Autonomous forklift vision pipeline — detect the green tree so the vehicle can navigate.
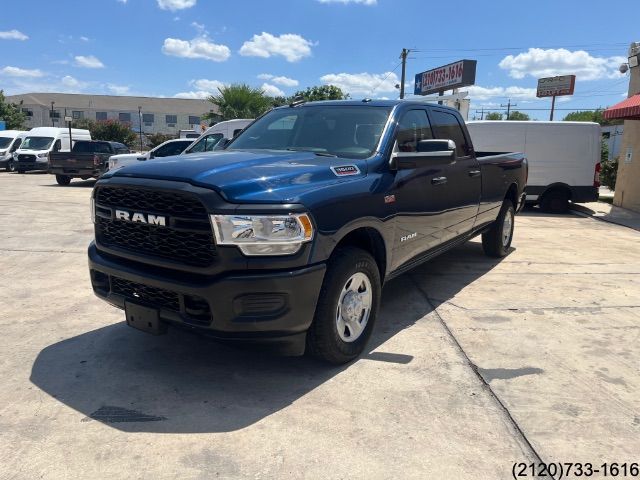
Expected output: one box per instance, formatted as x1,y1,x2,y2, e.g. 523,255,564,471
485,112,503,120
507,111,530,121
71,118,137,147
206,84,272,121
0,90,27,129
599,139,618,190
563,109,621,126
293,85,349,101
146,132,174,148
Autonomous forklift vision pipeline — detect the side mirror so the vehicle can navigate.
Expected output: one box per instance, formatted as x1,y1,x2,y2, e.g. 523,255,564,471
390,139,456,170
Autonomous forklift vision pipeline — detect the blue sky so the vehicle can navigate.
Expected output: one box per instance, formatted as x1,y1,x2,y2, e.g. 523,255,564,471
0,0,636,119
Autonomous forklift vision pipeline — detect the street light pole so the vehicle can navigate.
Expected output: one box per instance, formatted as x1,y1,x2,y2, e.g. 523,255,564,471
138,106,143,152
50,101,55,127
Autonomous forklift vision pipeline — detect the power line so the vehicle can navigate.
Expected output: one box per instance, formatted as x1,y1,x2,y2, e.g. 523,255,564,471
369,60,402,97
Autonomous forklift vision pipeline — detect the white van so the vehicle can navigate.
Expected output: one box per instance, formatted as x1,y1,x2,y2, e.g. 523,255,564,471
13,127,91,173
467,121,601,212
0,130,28,171
182,119,253,154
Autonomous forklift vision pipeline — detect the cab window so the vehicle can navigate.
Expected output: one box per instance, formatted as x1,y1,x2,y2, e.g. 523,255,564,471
187,133,224,153
429,110,471,157
396,110,433,152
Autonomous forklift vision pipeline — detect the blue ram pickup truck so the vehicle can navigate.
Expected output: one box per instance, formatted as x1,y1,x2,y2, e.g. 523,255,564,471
89,100,527,364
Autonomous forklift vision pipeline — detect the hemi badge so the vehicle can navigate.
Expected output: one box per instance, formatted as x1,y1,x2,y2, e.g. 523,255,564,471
330,165,360,177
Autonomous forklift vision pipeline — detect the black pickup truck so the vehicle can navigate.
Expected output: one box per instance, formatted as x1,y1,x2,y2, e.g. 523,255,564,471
49,140,130,185
89,100,527,364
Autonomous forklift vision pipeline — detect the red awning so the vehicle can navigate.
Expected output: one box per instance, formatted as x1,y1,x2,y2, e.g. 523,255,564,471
604,94,640,120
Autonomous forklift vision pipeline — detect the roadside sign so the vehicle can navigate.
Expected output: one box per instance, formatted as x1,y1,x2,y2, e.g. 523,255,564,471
414,60,477,96
536,75,576,98
64,116,73,122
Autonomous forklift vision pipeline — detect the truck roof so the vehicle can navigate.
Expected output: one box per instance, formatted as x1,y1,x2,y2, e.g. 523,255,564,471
276,98,462,113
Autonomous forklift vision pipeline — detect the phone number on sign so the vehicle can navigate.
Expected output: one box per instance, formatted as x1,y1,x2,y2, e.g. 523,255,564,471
513,462,640,478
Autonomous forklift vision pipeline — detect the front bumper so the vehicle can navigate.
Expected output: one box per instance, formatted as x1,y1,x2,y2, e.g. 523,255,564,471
88,242,326,355
15,160,48,171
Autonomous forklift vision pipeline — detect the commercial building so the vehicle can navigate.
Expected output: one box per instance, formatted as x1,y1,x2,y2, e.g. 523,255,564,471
604,42,640,213
6,93,220,136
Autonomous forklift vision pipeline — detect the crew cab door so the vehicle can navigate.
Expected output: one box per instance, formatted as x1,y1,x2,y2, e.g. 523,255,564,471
429,108,481,241
388,109,451,270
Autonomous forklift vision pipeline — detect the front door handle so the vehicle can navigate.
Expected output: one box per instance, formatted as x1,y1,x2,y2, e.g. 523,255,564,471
468,169,481,177
431,176,448,185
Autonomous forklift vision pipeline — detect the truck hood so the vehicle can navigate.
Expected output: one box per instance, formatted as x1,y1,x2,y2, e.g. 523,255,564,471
107,149,367,203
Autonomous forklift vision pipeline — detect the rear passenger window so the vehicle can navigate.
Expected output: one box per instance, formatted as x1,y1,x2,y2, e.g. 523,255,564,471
396,110,433,152
429,110,470,157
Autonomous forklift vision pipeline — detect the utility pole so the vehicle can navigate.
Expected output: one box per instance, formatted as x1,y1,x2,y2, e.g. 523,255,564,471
50,101,55,127
475,107,486,120
500,99,517,120
399,48,409,99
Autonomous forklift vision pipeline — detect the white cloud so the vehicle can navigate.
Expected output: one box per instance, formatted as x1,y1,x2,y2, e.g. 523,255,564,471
61,75,83,88
320,71,399,95
0,66,44,78
106,83,130,95
174,91,210,99
116,0,127,3
318,0,376,4
0,29,28,41
157,0,196,11
74,55,105,68
162,36,230,62
191,78,226,91
174,78,227,98
240,32,313,62
257,74,299,87
499,48,625,81
80,36,90,42
465,85,538,101
261,83,285,97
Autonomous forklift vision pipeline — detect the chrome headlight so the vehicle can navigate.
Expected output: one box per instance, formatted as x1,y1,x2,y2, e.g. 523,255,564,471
211,213,314,256
37,152,48,158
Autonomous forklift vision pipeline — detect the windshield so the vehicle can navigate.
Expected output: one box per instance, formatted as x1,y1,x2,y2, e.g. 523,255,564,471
187,133,223,153
228,105,391,159
0,137,13,149
22,136,54,150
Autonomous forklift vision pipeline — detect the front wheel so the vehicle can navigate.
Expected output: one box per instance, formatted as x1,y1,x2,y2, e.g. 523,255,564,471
55,174,72,186
6,160,15,172
482,200,515,258
306,247,381,364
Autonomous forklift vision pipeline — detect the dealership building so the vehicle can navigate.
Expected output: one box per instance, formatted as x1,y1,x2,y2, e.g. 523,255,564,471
6,93,220,135
604,42,640,213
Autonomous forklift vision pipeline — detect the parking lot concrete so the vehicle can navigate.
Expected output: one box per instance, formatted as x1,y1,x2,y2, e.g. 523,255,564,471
1,172,639,479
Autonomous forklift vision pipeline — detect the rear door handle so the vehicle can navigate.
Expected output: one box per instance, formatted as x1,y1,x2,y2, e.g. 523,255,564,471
431,176,448,185
468,169,481,177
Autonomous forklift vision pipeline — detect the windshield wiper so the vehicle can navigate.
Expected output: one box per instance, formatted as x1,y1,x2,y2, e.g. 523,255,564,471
285,148,337,157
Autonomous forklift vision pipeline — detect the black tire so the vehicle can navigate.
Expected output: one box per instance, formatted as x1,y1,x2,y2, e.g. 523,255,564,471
539,189,569,213
55,174,72,186
482,200,515,258
306,247,381,364
17,169,25,174
7,160,15,172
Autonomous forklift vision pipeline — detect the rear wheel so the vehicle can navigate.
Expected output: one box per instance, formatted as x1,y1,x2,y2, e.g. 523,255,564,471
55,174,72,186
539,188,569,213
6,160,15,172
306,247,381,364
482,199,515,258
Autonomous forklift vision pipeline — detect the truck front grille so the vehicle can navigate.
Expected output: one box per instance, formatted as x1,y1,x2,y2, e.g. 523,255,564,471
94,186,216,267
18,154,36,162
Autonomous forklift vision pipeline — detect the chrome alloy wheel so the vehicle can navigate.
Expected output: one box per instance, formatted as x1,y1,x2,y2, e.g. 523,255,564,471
336,272,373,343
502,208,514,247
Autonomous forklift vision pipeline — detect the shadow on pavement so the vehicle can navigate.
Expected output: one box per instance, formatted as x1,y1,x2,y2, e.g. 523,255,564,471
30,241,507,433
42,179,97,188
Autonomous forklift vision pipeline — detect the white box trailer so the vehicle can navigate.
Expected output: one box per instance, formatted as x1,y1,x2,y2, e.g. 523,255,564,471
467,121,601,212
